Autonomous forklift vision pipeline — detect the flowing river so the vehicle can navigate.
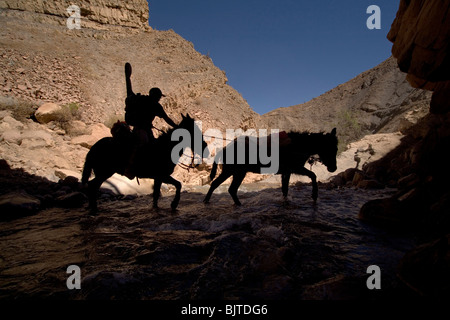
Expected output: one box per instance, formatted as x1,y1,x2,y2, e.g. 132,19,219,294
0,181,417,300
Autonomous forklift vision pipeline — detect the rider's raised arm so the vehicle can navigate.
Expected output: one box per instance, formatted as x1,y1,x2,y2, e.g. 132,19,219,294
125,63,134,97
157,104,177,128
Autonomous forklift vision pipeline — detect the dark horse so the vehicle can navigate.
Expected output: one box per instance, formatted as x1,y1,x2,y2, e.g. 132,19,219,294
203,128,338,205
82,113,208,211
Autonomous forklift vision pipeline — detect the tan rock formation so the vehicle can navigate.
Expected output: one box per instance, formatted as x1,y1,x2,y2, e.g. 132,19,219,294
360,0,450,298
0,0,265,192
387,0,450,113
262,57,431,150
34,102,62,124
0,8,262,131
71,123,111,148
0,0,149,30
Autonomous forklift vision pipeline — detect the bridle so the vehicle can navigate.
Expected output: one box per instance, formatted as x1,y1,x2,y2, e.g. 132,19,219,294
152,125,201,172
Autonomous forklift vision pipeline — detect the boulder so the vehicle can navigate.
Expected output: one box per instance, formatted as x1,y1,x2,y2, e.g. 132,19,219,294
0,115,25,130
1,129,22,145
359,198,403,227
351,171,365,186
64,120,88,137
34,102,62,124
60,176,80,190
342,168,360,184
19,129,54,149
328,174,345,187
397,173,420,189
397,234,450,298
356,179,385,190
0,191,41,220
55,169,82,181
71,123,111,148
55,192,87,208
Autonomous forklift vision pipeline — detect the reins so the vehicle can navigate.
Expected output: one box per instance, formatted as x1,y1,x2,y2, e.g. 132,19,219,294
152,125,199,172
202,134,235,142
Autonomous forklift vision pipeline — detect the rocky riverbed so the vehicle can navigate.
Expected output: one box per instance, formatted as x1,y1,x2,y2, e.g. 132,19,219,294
0,169,419,300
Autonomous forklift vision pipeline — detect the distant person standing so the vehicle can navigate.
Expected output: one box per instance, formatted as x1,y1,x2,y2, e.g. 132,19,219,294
123,62,177,179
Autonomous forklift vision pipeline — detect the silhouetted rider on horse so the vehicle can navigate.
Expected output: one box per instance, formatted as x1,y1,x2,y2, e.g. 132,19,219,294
123,62,177,179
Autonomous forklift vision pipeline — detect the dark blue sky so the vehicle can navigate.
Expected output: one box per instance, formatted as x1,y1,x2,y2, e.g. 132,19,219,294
148,0,400,115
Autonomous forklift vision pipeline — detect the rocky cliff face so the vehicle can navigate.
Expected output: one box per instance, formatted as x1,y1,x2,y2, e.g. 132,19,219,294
0,0,262,131
0,7,262,130
262,56,432,151
0,0,262,186
360,0,450,298
387,0,450,114
0,0,149,30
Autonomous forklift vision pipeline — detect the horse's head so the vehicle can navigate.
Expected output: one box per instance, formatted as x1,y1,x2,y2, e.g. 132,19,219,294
317,128,338,173
177,113,209,159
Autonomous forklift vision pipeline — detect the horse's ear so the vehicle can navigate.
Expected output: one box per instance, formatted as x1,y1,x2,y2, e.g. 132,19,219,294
186,113,192,119
331,128,337,136
181,113,186,119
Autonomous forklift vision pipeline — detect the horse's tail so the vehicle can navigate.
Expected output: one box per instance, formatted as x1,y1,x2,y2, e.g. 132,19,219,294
81,151,93,185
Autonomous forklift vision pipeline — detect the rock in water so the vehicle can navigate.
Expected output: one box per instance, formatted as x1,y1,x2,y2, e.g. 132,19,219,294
55,192,87,208
0,191,41,220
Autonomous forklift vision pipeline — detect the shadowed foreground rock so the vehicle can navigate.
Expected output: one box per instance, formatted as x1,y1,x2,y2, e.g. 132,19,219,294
359,0,450,299
0,191,41,221
397,234,450,297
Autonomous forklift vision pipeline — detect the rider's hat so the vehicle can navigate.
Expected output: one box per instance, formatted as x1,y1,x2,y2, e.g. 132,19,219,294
149,87,166,98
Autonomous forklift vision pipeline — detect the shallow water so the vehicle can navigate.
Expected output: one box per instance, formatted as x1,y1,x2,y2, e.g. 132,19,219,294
0,182,417,299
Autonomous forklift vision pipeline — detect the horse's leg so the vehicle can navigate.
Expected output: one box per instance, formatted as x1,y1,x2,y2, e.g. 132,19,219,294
228,172,246,206
153,179,162,209
297,167,318,202
203,171,232,204
161,176,182,211
281,172,291,198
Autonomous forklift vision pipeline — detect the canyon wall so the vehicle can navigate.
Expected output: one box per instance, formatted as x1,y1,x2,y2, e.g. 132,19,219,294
0,0,149,30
